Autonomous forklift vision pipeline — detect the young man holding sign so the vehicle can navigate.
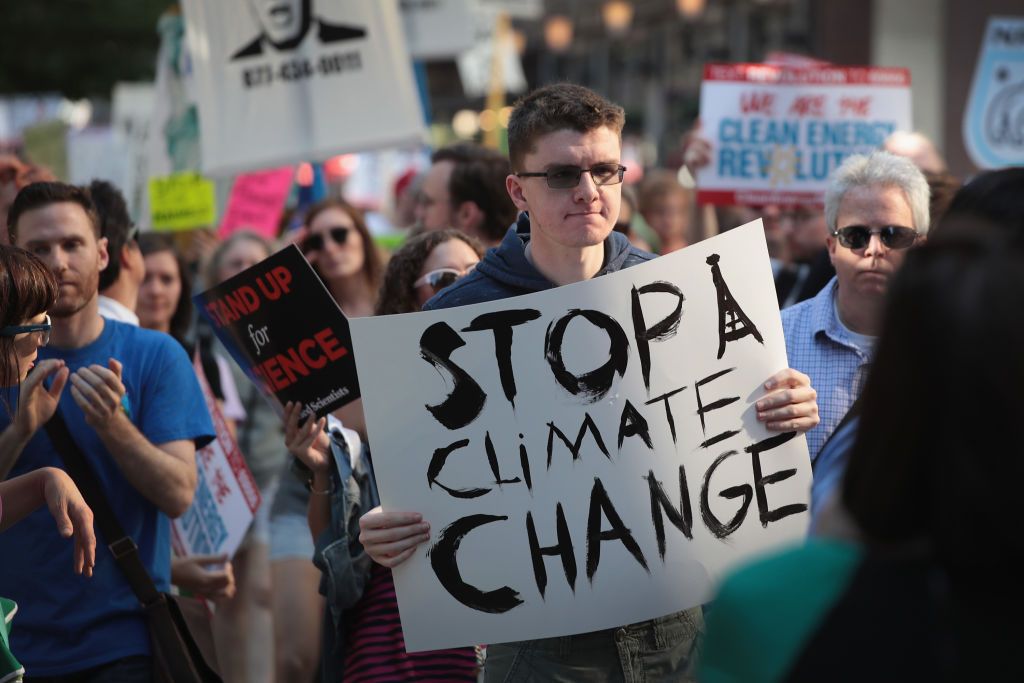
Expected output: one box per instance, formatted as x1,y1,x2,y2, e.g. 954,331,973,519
360,84,820,681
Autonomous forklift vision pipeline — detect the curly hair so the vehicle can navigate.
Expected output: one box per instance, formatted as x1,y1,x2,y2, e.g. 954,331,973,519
1,245,58,410
375,229,485,316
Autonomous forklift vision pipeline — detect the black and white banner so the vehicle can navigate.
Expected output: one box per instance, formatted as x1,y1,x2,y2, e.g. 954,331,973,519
181,0,426,175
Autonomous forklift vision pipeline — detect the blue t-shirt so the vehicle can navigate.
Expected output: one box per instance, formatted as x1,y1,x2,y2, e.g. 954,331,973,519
0,319,214,675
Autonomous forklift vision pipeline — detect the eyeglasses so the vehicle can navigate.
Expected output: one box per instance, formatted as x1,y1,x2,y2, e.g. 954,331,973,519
413,266,475,293
0,314,52,347
832,225,919,250
516,164,626,189
302,227,350,253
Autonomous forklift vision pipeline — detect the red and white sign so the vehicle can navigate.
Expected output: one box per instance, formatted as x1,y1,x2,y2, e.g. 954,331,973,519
697,63,912,206
172,356,261,561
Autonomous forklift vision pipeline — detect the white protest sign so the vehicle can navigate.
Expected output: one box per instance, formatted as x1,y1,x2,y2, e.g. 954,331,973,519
350,221,811,651
457,10,527,98
172,357,261,560
180,0,426,176
963,17,1024,169
698,63,912,206
401,0,477,60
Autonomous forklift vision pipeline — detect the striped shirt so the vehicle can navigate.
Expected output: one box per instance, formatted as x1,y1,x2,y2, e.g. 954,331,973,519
781,277,872,461
343,563,479,682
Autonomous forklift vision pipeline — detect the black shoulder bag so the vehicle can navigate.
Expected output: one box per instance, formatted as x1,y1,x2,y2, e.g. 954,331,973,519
44,413,221,683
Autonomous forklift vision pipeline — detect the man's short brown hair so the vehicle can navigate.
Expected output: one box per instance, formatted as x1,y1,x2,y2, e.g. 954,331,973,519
7,181,101,243
507,84,625,172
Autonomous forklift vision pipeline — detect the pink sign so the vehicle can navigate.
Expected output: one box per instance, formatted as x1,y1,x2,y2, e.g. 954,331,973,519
218,167,294,239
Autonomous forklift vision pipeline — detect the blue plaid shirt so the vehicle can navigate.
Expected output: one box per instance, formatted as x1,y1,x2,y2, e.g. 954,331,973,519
782,277,872,461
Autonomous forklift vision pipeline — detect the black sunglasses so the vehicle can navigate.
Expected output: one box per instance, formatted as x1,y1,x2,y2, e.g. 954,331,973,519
413,266,474,293
303,226,350,253
516,163,626,189
833,225,918,250
0,314,52,346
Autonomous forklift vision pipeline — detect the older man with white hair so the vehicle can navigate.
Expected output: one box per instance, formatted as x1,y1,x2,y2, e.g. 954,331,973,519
782,151,930,462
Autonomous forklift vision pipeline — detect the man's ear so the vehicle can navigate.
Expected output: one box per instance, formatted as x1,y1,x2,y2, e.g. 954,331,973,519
506,174,530,212
825,235,837,265
454,200,483,233
96,236,109,272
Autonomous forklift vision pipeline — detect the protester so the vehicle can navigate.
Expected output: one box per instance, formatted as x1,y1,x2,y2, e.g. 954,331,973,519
447,148,519,246
415,144,518,246
203,230,281,683
700,218,1024,682
90,180,145,326
637,169,693,254
357,83,820,682
376,228,485,314
1,181,213,680
0,245,98,679
284,229,485,681
300,197,383,318
134,230,250,668
136,233,193,344
781,151,929,461
773,205,835,309
265,198,385,682
809,166,1024,520
0,244,96,576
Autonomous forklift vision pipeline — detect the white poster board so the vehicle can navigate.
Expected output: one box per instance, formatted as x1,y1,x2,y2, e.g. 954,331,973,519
963,17,1024,169
180,0,426,176
401,0,477,60
698,63,912,206
457,9,528,98
350,221,811,651
172,357,262,560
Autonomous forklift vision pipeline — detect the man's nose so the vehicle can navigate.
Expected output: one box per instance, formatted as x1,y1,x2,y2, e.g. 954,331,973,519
863,232,886,257
573,171,600,203
45,247,68,274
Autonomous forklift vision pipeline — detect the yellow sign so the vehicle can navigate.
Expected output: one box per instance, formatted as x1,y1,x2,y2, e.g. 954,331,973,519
148,173,216,231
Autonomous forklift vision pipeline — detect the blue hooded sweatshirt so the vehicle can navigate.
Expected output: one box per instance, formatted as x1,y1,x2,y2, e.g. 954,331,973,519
423,213,654,311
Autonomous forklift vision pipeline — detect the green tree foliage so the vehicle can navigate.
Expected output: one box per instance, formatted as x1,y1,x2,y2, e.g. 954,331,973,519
0,1,172,98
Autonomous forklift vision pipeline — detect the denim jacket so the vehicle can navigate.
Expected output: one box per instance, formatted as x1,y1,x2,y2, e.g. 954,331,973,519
300,425,380,682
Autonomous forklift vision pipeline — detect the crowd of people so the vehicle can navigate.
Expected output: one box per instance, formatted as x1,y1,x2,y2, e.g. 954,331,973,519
0,78,1021,683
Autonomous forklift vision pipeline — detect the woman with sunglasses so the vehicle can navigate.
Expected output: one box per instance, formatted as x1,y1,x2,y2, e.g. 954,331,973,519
300,198,384,318
0,245,96,575
377,228,485,314
282,230,485,681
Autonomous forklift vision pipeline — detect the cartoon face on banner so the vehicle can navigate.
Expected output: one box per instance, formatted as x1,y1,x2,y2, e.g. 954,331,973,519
963,17,1024,169
232,0,367,59
180,0,425,175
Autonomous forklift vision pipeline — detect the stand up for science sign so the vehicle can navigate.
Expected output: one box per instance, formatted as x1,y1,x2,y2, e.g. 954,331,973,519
181,0,426,176
195,245,360,421
350,221,811,652
698,63,912,206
